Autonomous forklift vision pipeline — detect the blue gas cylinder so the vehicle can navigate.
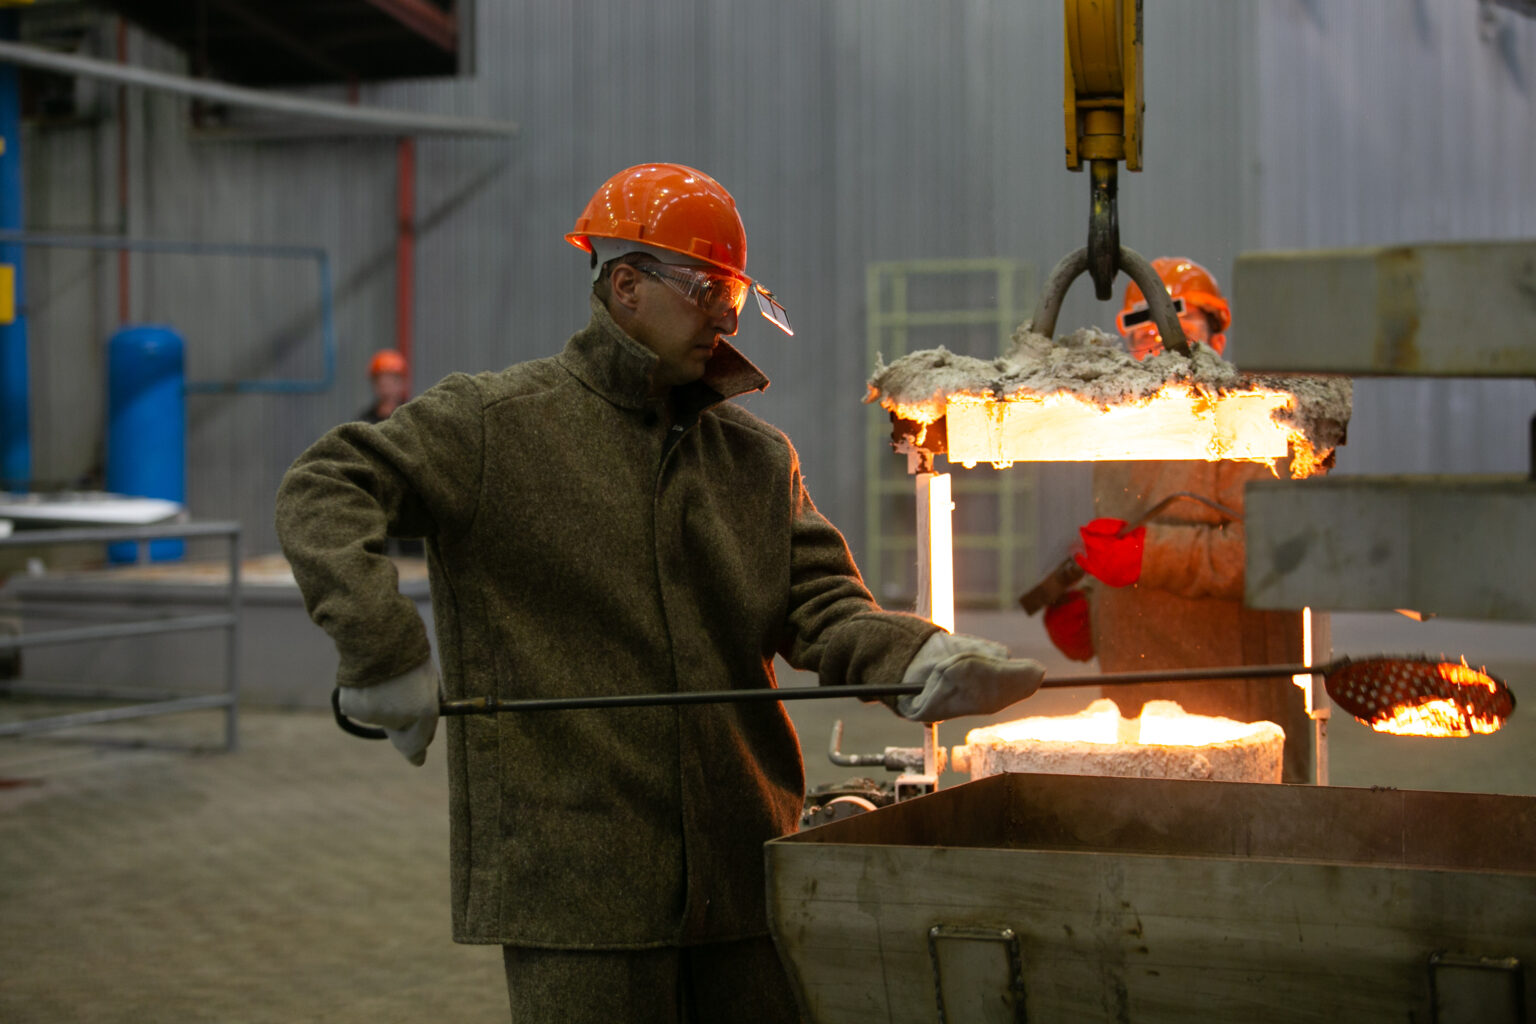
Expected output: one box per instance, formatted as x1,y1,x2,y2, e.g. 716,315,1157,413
106,325,186,562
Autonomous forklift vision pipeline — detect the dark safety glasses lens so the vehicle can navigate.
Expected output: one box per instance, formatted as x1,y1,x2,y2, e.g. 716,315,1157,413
1119,306,1153,329
1117,296,1186,333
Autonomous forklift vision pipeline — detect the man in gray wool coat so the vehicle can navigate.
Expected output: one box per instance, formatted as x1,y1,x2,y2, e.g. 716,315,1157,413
275,162,1047,1023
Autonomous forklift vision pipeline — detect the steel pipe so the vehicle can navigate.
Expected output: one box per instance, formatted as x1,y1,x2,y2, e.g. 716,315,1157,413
0,613,237,651
0,692,235,738
0,39,517,138
0,519,241,546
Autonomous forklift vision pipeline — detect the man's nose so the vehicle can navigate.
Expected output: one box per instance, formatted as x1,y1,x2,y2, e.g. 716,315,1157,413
716,305,739,337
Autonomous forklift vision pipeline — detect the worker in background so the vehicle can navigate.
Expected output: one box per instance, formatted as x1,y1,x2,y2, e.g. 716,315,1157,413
358,348,410,424
276,162,1047,1023
1043,257,1313,782
354,349,424,557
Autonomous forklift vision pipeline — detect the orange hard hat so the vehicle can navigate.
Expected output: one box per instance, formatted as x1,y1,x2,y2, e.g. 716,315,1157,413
1117,257,1232,359
565,163,748,281
369,349,408,377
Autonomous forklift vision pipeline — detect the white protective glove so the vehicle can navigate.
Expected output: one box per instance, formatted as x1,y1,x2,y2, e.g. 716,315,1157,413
897,632,1047,723
339,661,441,766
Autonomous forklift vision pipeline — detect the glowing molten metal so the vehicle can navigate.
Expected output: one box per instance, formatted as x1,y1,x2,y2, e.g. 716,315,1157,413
939,383,1325,478
954,699,1286,783
865,328,1351,476
1332,659,1513,738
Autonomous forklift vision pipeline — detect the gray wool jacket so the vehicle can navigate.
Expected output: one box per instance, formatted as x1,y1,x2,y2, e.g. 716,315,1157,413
276,297,939,948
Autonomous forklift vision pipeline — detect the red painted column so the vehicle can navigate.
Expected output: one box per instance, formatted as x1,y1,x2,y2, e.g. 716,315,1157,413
116,18,129,324
396,136,415,391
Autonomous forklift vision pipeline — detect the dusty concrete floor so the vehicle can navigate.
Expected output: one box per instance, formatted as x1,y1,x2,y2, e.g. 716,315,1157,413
2,610,1532,1022
0,709,508,1024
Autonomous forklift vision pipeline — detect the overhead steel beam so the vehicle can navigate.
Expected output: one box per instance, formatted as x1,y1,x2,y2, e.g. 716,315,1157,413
1232,240,1536,377
0,39,515,137
359,0,457,53
200,0,362,82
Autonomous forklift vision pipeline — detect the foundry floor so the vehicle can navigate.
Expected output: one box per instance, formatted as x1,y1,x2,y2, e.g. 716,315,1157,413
2,611,1533,1023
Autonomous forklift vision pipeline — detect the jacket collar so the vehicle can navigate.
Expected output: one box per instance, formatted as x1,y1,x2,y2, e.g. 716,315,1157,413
558,295,770,412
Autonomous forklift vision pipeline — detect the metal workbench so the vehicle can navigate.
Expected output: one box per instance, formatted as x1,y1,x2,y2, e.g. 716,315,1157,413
0,520,241,751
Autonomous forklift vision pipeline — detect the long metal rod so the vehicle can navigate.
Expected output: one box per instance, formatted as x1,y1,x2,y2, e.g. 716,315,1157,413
442,684,928,715
1045,662,1318,688
396,138,416,379
1,680,190,702
0,228,326,262
437,664,1328,716
224,529,242,752
0,40,517,138
0,693,235,738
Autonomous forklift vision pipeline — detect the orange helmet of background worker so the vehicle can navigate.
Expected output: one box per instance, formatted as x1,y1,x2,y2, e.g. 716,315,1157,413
565,162,792,335
369,349,408,378
365,348,410,421
1116,257,1231,361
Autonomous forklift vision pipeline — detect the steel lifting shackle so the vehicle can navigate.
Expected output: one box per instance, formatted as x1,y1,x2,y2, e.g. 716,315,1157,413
1027,244,1189,357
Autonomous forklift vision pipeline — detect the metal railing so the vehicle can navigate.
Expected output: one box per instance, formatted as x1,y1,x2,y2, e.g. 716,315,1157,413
0,230,337,395
0,521,241,751
864,259,1039,609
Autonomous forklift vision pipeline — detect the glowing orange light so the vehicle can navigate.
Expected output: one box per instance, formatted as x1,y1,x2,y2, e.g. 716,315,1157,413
874,393,945,428
1287,436,1329,479
919,472,955,632
938,383,1320,476
1369,698,1504,738
1438,660,1501,693
1341,658,1513,738
968,699,1276,747
975,700,1123,745
1137,701,1263,746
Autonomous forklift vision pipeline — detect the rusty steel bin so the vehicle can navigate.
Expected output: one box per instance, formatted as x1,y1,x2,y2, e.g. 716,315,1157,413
766,772,1536,1023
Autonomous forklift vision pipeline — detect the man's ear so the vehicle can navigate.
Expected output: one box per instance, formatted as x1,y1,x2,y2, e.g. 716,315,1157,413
608,262,643,311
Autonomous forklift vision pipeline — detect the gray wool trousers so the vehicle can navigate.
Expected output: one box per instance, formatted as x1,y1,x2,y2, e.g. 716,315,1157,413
503,935,803,1023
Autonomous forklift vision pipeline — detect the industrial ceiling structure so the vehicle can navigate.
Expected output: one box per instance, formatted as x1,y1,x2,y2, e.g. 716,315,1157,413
92,0,459,85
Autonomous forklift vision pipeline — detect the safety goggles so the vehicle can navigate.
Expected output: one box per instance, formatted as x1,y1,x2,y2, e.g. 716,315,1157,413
636,261,795,336
637,262,750,318
1116,295,1186,334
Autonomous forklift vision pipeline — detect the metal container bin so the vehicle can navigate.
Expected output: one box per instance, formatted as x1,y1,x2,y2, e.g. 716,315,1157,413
766,772,1535,1023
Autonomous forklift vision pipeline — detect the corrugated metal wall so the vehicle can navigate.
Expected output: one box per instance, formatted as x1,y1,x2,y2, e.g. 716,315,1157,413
1246,1,1536,476
19,0,1531,573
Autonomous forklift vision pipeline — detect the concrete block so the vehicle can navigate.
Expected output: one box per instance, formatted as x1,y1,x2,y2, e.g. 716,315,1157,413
1244,475,1536,621
1233,240,1536,376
